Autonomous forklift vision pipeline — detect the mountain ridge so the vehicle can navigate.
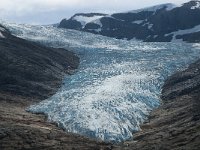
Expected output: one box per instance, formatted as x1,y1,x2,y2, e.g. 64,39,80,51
58,1,200,42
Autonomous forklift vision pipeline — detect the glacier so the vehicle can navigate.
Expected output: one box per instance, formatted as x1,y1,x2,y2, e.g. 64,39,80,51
2,22,200,142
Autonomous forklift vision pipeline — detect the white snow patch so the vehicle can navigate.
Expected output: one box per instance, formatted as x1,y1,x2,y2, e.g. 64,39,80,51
143,22,154,30
148,24,153,29
154,35,158,38
73,15,104,28
192,43,200,49
0,27,5,38
0,32,5,38
191,1,200,9
0,27,5,32
132,20,144,24
146,35,151,39
165,24,200,41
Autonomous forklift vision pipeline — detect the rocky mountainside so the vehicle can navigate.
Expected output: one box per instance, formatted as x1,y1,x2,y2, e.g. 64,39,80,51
58,0,200,42
115,59,200,149
0,25,112,150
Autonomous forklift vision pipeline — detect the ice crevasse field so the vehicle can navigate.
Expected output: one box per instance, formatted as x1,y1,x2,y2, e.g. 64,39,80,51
3,22,200,142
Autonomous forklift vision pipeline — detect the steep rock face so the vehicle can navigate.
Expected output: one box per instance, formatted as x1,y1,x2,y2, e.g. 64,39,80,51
115,60,200,149
59,1,200,42
0,25,112,150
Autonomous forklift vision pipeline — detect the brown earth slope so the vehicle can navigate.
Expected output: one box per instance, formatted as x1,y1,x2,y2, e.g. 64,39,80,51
116,60,200,149
0,25,112,150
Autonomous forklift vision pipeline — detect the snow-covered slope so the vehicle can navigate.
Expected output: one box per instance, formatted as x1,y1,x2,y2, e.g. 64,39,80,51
127,3,177,13
0,32,4,38
3,22,200,142
166,24,200,42
0,26,5,38
191,0,200,9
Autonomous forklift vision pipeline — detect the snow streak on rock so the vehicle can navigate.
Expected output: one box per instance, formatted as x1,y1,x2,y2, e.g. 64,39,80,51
165,24,200,42
0,27,5,38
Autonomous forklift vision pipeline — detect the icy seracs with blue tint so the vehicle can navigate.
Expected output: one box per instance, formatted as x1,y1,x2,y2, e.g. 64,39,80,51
2,22,200,142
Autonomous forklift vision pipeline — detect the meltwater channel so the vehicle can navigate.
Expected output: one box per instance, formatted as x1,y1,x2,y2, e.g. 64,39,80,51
4,22,200,142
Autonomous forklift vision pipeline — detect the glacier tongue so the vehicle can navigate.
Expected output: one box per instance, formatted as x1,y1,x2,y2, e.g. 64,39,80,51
3,22,200,142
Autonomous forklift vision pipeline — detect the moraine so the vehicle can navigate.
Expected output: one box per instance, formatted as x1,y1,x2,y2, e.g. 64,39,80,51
3,22,200,142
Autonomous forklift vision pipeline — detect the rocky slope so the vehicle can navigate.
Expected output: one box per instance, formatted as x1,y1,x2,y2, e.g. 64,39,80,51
59,0,200,42
0,25,112,150
115,59,200,149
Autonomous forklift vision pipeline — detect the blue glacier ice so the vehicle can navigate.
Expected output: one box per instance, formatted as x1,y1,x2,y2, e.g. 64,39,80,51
3,22,200,142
